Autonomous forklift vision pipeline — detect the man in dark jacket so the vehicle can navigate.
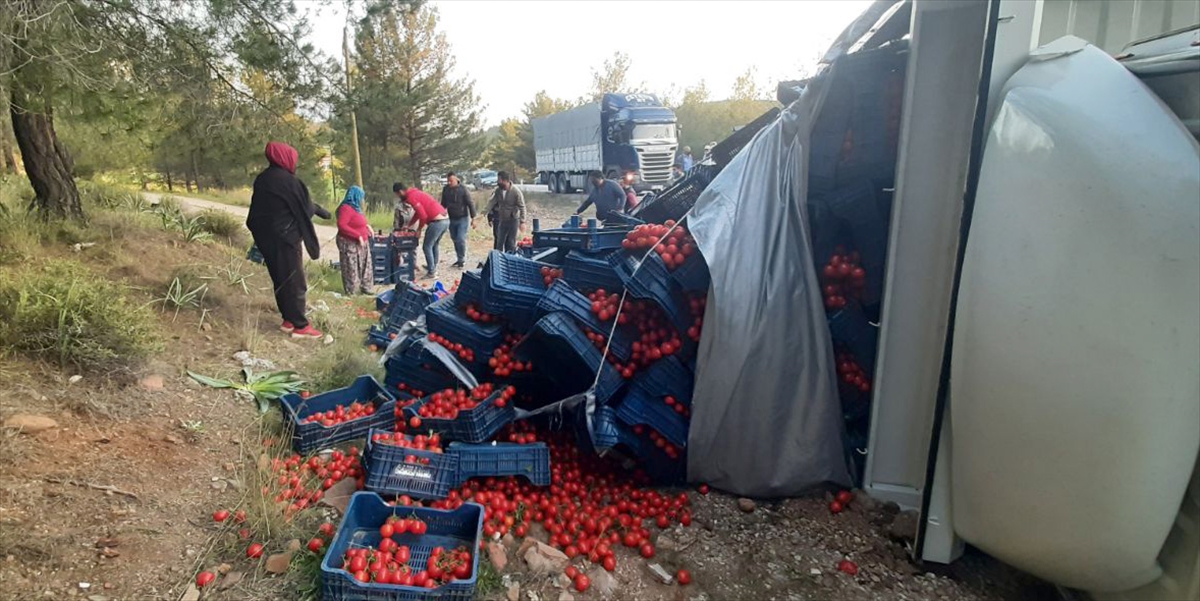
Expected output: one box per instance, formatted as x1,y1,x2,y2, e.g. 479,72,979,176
483,171,526,253
246,141,324,339
575,171,625,223
440,172,476,268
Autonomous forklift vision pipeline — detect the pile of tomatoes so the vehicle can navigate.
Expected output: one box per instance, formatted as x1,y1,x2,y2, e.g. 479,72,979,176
820,248,867,310
337,534,472,588
587,289,623,322
836,351,871,394
301,400,378,428
540,265,565,286
633,425,684,461
487,335,532,378
422,432,693,580
498,421,539,445
517,236,533,249
685,293,706,342
428,332,477,364
621,221,698,271
371,431,444,453
266,448,364,516
463,303,501,324
415,383,515,420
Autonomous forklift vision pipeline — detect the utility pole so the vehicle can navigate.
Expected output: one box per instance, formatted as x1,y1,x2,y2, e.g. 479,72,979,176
343,25,364,188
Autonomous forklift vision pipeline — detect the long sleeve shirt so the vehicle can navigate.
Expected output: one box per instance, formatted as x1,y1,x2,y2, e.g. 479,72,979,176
440,185,477,220
336,204,372,241
405,188,448,227
575,179,626,222
483,186,526,223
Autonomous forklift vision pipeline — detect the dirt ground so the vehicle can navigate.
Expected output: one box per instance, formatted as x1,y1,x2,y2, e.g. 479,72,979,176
0,195,1055,601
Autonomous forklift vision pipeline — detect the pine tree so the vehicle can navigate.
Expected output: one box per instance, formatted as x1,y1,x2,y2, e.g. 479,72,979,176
350,2,484,195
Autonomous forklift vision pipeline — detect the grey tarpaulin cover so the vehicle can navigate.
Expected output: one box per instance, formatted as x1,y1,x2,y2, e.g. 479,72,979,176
685,64,852,497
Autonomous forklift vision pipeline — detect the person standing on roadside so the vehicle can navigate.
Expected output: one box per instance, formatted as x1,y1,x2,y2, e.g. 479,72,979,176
678,146,695,172
246,141,323,339
574,171,625,224
334,185,373,295
397,182,450,278
440,172,476,268
483,171,526,253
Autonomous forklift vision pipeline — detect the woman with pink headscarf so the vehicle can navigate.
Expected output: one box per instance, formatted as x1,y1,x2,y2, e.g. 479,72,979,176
246,141,325,339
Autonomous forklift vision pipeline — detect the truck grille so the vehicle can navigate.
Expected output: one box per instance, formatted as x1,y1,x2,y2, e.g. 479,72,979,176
636,150,675,184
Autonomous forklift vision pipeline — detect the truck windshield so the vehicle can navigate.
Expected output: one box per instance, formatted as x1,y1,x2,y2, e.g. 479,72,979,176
631,123,676,142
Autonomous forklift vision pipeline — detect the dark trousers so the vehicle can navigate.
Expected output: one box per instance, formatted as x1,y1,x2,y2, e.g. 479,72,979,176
494,218,519,253
251,230,308,329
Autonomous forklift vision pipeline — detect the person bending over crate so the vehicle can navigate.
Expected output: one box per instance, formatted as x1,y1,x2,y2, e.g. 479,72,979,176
574,171,626,224
396,182,450,279
484,171,526,253
245,141,324,339
335,185,374,296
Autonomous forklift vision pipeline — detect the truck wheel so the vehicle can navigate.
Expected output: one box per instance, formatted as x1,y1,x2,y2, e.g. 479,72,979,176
559,173,574,194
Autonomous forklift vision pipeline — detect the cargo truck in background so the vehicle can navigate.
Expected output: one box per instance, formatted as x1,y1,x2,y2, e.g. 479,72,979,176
534,93,678,194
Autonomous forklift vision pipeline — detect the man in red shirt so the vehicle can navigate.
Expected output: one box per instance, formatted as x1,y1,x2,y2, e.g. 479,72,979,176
395,182,450,279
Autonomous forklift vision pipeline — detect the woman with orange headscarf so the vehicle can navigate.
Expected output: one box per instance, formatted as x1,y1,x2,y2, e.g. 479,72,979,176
246,141,324,339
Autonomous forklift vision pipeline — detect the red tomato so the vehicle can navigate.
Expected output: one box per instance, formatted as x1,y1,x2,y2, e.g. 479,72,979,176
246,543,265,559
195,571,216,588
677,569,692,585
573,574,591,592
829,500,844,514
835,490,854,505
307,538,323,553
213,509,231,523
838,559,859,576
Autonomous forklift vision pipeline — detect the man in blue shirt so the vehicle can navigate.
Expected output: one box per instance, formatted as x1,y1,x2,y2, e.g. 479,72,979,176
679,146,694,172
574,171,626,223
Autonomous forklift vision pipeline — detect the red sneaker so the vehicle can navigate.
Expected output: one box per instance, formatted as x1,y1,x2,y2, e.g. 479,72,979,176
280,321,295,333
290,325,323,339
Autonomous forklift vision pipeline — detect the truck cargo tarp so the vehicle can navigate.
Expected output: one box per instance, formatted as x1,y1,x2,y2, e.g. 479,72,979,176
685,69,852,496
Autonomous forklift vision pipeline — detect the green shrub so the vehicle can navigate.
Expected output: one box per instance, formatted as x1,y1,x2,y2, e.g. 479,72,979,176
0,260,161,372
198,209,245,245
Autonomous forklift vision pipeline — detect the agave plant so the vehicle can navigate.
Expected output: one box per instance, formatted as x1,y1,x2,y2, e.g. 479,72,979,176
188,367,306,413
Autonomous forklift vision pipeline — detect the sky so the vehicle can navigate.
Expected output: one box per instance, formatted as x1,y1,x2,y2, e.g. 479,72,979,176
305,0,872,127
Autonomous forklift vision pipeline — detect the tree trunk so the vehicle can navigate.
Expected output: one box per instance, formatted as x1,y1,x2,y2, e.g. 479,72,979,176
0,133,16,174
185,178,192,193
165,169,174,192
9,87,82,220
190,152,203,192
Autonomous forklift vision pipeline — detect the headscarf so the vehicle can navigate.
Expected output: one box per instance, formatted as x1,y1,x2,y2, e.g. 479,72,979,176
340,185,365,213
264,141,298,174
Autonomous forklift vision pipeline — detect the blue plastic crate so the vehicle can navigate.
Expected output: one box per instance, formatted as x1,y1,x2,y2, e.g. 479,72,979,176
607,252,691,333
535,280,631,362
478,252,551,331
562,250,625,293
614,386,689,449
363,429,460,500
827,305,879,374
384,341,458,397
524,312,626,404
424,297,505,365
375,289,396,313
670,252,710,292
587,406,644,455
385,282,437,331
391,232,420,252
280,376,397,454
824,183,888,306
532,221,632,252
631,165,715,224
403,388,516,444
633,355,694,406
389,249,418,284
449,442,551,486
321,492,482,601
454,270,484,306
366,326,393,350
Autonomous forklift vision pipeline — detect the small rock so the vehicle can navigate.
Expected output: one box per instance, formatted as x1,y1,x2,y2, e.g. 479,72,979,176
69,375,83,384
323,334,335,345
809,568,822,576
517,536,537,559
553,574,570,589
501,533,517,550
223,463,236,471
94,538,120,549
523,541,568,574
737,498,756,513
587,567,618,598
647,562,674,584
210,481,227,491
487,541,507,572
882,501,901,515
219,570,244,589
264,552,293,573
180,583,200,601
138,375,165,391
77,583,90,590
286,539,302,553
87,596,109,601
216,563,233,574
99,548,119,559
4,415,59,434
889,510,919,542
506,583,520,601
656,533,680,552
200,322,212,332
526,591,541,601
164,434,182,445
558,592,575,601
